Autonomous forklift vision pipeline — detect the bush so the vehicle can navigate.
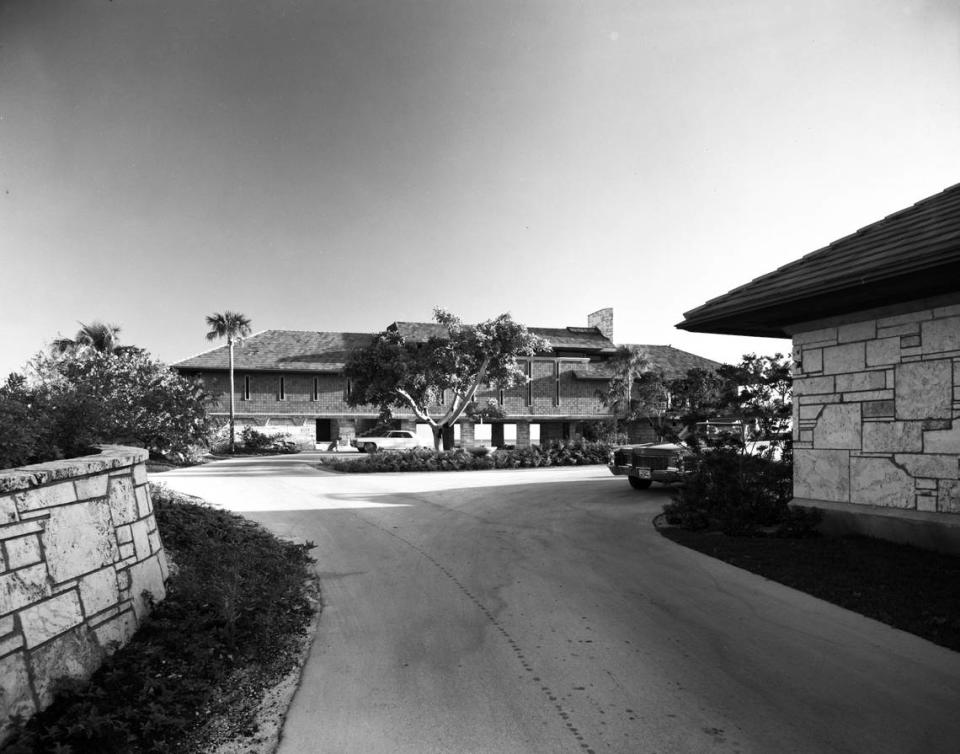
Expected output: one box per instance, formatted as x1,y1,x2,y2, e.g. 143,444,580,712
662,448,812,536
3,485,316,753
208,425,300,456
327,440,612,474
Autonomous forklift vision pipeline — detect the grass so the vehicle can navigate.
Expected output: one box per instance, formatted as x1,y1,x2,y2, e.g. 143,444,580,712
659,526,960,653
5,485,317,754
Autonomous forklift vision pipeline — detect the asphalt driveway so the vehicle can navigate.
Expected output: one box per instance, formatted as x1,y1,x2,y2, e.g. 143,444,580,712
159,456,960,753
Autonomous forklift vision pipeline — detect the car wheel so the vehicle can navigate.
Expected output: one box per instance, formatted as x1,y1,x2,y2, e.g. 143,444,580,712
628,476,652,490
364,443,377,453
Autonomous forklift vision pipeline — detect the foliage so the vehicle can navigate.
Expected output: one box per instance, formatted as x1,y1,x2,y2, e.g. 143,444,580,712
345,308,546,450
50,320,123,356
665,367,739,436
205,311,253,454
3,485,316,753
327,441,613,473
662,447,810,536
208,425,300,455
580,420,628,445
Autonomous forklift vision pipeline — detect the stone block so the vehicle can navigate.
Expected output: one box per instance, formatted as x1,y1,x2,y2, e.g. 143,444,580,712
132,464,148,486
896,360,953,420
901,334,921,349
813,404,862,450
127,555,165,622
0,564,51,616
934,303,960,318
823,342,866,375
862,422,922,453
92,608,137,651
842,390,895,403
799,403,824,420
836,371,887,393
119,543,135,561
0,494,18,525
922,316,960,355
802,348,823,374
851,457,915,508
135,484,152,518
0,631,24,657
924,422,960,453
794,327,838,346
794,449,850,502
938,480,960,513
20,591,83,649
16,481,77,514
917,493,938,512
878,322,921,338
894,453,957,479
42,501,117,584
4,534,42,569
0,616,13,636
838,319,876,343
28,625,102,708
116,525,133,544
916,478,939,489
148,530,162,554
131,519,151,560
794,376,836,396
0,652,35,740
79,567,119,617
863,400,895,418
74,474,109,501
107,476,138,525
878,310,932,328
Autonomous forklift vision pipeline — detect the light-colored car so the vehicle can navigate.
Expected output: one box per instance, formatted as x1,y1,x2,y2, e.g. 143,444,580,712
608,442,691,490
350,430,421,453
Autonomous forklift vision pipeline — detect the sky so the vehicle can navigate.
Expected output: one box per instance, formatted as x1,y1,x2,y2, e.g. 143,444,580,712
2,0,959,376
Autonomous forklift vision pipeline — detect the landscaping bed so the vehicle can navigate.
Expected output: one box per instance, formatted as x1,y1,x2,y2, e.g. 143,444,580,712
658,525,960,653
4,485,317,753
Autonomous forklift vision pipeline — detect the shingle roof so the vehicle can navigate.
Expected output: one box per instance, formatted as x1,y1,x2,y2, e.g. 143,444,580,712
174,330,375,372
677,182,960,337
389,322,616,353
572,345,721,381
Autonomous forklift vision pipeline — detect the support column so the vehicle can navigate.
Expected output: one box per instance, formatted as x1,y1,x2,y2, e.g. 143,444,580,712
516,421,531,448
460,421,475,447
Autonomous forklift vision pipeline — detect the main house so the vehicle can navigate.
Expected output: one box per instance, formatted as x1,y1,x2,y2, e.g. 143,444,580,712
174,308,719,448
678,182,960,553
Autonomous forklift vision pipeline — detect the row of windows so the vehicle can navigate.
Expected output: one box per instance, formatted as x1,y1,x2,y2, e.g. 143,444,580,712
240,375,353,402
236,362,574,406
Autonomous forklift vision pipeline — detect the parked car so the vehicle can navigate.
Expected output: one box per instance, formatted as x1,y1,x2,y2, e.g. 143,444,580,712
350,430,421,453
608,442,692,490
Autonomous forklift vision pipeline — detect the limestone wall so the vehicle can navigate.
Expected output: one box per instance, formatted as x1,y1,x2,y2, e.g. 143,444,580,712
0,446,167,741
792,305,960,514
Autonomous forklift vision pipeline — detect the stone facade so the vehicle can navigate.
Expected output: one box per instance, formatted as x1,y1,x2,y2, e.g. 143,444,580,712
792,305,960,515
0,446,167,742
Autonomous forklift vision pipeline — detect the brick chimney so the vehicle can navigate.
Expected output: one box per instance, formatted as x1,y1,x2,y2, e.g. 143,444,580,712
587,308,614,342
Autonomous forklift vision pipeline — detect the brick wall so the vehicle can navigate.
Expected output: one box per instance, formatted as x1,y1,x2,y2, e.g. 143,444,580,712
792,304,960,514
0,446,167,742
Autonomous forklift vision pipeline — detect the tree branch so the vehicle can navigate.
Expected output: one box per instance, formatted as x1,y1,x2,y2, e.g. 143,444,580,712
394,388,432,423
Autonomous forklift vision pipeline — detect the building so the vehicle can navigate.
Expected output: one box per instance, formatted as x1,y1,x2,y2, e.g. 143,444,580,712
678,182,960,553
174,309,719,448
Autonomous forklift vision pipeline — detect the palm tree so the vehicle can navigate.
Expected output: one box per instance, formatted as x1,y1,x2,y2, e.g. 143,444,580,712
205,311,253,453
51,321,122,355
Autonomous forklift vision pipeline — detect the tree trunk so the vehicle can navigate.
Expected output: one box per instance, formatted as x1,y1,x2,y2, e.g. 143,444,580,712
432,425,443,451
228,339,236,454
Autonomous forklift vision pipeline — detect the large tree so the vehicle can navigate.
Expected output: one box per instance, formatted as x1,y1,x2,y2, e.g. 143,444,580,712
345,308,546,450
597,346,675,441
51,320,122,356
205,311,253,453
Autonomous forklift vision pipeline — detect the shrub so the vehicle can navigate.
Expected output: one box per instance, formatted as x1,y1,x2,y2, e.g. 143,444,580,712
208,425,299,456
327,440,613,474
662,448,811,536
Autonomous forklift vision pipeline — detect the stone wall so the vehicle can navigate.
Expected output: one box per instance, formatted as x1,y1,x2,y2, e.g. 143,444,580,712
791,304,960,529
0,446,167,742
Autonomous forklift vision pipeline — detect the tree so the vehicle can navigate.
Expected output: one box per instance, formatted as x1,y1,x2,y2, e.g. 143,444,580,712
666,366,739,442
205,311,253,454
51,320,122,356
715,353,793,458
597,346,674,441
345,308,546,450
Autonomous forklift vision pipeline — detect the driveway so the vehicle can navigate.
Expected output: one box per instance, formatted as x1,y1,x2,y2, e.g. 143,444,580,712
159,456,960,753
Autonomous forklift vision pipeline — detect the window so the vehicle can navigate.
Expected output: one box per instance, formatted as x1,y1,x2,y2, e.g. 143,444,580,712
278,376,286,401
554,362,560,406
313,377,319,402
525,360,532,406
242,375,251,401
499,388,504,405
345,379,352,401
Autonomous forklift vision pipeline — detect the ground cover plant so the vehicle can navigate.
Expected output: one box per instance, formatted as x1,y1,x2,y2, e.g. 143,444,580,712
658,526,960,653
4,485,316,754
325,440,612,473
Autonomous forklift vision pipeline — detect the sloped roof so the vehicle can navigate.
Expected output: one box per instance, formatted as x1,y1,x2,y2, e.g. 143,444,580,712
389,322,616,353
174,330,374,372
677,182,960,337
572,345,721,381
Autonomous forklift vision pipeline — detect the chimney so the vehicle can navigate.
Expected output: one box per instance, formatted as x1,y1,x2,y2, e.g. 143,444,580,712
587,308,614,342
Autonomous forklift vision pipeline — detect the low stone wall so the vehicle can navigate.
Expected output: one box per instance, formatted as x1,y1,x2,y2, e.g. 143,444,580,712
0,446,167,741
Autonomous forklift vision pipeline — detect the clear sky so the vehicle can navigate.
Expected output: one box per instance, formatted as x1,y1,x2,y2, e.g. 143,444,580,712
2,0,958,376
